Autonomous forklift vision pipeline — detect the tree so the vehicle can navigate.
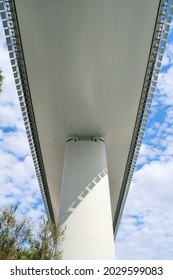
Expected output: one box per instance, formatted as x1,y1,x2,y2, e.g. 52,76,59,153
0,205,64,260
0,69,4,92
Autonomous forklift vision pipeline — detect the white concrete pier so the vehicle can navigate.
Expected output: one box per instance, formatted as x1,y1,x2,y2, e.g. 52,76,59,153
58,139,115,259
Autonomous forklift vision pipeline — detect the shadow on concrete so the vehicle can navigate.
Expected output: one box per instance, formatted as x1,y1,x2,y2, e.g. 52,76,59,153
59,168,108,225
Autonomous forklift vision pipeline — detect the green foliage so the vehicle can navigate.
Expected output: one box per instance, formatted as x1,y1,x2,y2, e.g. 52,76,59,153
0,69,4,92
0,205,64,260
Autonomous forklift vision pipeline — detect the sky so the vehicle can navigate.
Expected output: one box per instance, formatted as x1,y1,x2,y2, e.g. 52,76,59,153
0,20,45,222
0,16,173,259
116,22,173,259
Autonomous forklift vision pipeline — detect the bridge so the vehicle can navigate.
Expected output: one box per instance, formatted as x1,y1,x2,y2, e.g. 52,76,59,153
0,0,172,259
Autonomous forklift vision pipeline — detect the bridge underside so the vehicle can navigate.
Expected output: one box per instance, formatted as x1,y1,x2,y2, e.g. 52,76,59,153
1,0,171,252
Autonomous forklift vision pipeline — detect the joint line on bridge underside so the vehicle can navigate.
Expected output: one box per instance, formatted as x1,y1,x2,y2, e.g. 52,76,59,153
65,135,105,143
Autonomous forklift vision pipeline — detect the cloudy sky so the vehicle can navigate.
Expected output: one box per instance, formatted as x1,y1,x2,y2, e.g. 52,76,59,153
0,19,45,222
116,22,173,259
0,16,173,259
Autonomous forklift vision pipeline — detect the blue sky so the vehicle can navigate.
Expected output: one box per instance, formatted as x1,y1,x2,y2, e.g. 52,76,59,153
116,21,173,259
0,19,45,221
1,17,173,259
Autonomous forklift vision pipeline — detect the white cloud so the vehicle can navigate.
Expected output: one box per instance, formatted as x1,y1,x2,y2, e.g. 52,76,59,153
0,149,44,222
0,21,17,94
161,43,173,67
117,46,173,258
117,135,173,259
120,27,173,264
137,143,161,165
157,65,173,105
165,106,173,123
0,103,24,130
0,20,44,224
0,130,30,157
